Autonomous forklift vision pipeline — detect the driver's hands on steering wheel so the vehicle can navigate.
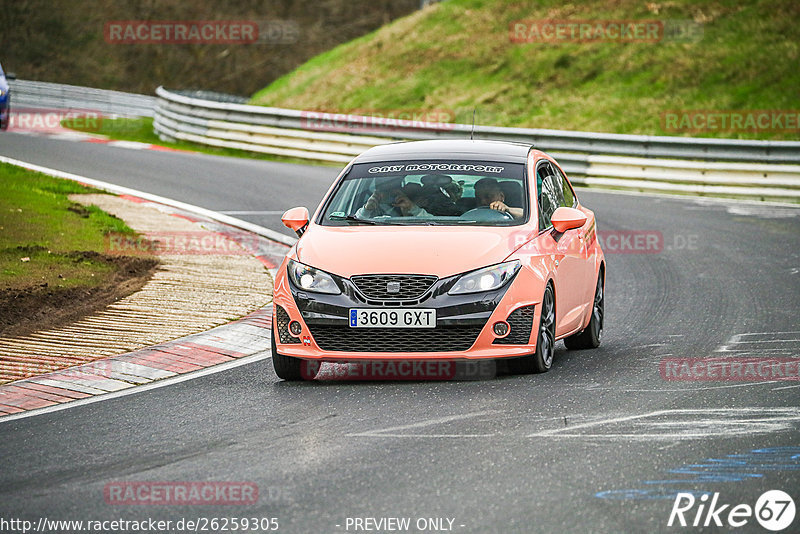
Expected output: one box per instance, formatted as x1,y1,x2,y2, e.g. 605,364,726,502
489,200,511,213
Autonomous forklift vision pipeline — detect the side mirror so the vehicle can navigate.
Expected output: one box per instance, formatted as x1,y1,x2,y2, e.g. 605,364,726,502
6,73,16,80
282,207,310,237
550,207,587,233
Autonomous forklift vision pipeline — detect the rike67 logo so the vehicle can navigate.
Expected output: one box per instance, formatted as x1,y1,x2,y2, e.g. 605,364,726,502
668,490,795,531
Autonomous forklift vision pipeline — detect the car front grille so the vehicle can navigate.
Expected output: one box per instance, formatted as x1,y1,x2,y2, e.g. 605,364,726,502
308,324,483,352
350,274,438,301
493,305,535,345
275,304,301,344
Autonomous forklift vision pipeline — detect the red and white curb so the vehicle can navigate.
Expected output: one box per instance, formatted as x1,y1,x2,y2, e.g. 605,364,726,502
8,113,191,153
0,157,296,422
0,307,273,418
10,127,191,152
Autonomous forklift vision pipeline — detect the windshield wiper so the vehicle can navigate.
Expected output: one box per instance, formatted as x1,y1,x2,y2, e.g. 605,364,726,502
329,214,380,225
329,214,410,226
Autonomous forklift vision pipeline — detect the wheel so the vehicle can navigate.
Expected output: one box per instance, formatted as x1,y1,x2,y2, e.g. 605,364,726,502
564,270,604,350
509,283,556,374
0,103,8,131
271,326,313,381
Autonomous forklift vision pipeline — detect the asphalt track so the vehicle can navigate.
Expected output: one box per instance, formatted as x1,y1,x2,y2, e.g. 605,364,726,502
1,131,799,533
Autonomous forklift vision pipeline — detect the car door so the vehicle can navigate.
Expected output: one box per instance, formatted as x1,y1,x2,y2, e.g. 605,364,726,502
536,160,591,336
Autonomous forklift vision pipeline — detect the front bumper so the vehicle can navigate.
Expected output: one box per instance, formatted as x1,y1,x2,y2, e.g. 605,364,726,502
273,265,542,361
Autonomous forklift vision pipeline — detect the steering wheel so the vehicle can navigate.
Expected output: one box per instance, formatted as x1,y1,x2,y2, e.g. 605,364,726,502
459,206,514,221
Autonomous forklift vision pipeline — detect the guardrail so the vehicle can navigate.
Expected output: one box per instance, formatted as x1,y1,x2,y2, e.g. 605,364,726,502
9,79,156,118
154,86,800,201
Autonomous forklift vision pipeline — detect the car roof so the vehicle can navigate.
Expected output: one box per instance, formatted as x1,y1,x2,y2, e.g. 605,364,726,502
351,139,533,164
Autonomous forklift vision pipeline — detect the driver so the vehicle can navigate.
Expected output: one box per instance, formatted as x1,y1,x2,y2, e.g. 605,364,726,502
474,178,523,219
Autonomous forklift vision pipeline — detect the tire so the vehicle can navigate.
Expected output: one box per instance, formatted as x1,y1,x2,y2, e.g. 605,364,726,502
271,327,312,381
1,97,10,131
564,270,604,350
509,283,556,374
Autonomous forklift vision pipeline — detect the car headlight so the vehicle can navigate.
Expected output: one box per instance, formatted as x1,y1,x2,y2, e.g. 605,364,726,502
448,260,520,295
287,259,341,294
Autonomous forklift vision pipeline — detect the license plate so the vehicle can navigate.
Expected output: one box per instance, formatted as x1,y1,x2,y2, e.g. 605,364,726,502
349,308,436,328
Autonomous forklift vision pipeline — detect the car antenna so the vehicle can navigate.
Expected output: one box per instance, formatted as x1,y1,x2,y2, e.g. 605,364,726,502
470,108,476,140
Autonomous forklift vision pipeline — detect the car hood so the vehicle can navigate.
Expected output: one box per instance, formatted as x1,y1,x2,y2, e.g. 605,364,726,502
295,224,521,278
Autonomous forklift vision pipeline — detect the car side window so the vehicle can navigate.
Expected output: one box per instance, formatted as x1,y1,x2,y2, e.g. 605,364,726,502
551,164,576,208
536,162,561,229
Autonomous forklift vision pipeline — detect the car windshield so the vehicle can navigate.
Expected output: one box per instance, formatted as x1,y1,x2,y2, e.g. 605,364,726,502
321,160,527,226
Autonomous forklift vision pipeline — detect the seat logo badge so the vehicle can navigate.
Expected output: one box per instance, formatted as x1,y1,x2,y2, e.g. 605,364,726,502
387,281,401,294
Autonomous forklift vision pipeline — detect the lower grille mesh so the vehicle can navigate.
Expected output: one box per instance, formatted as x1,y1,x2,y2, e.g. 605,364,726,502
275,305,301,344
493,305,535,345
308,325,483,352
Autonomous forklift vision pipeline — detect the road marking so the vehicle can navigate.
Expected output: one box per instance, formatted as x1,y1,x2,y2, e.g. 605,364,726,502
348,410,501,438
581,187,800,210
527,408,800,439
592,381,777,392
219,210,287,215
715,331,800,356
0,352,270,424
772,384,800,391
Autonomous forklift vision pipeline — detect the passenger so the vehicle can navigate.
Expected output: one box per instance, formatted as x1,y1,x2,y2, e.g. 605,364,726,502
419,174,461,216
443,179,464,203
474,177,523,219
393,183,432,218
356,180,432,218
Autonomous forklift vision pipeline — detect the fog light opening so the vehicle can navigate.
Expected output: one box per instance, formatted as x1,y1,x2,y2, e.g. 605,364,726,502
493,321,510,338
289,320,302,336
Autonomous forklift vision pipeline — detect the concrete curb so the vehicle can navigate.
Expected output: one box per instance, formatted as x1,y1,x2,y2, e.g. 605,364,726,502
0,305,275,420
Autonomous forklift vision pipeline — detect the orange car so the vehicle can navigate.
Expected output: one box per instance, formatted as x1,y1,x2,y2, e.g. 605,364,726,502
272,140,605,380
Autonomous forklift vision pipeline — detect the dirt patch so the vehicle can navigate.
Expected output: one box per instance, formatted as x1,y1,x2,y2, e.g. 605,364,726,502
0,253,159,338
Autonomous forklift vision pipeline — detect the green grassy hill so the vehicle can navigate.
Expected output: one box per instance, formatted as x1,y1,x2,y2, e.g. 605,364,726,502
251,0,800,139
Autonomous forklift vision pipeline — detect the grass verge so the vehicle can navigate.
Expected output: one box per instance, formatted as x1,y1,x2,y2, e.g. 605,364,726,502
0,163,158,336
